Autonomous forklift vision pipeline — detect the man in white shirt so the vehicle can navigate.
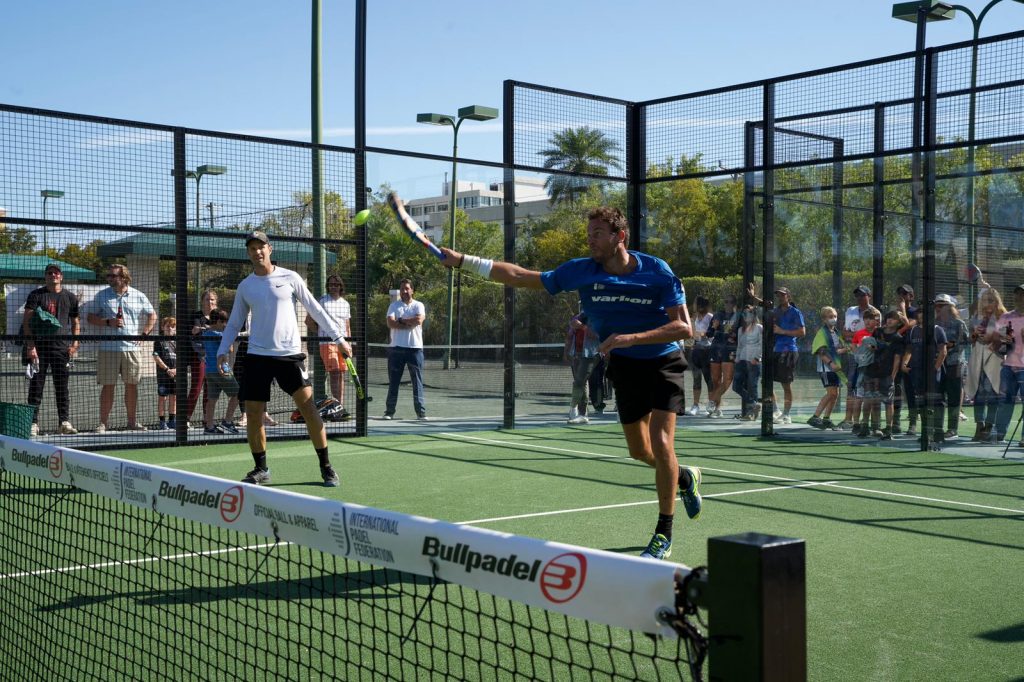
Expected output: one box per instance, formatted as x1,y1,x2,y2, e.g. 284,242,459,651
305,274,352,418
383,278,427,420
217,231,353,487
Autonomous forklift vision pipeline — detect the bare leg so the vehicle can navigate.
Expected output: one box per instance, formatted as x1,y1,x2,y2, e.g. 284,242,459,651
620,410,679,516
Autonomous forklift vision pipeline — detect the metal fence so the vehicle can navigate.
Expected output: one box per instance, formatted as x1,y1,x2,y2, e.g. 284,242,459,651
3,28,1023,450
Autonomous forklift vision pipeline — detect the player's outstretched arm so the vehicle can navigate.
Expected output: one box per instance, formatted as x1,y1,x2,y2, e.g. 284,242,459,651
439,247,545,289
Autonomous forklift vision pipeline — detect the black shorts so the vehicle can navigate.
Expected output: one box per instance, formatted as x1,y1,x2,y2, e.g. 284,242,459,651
607,350,687,425
710,343,736,364
239,353,310,403
773,351,798,384
157,377,175,397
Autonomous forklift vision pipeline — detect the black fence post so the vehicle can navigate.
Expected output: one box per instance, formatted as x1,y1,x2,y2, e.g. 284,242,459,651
761,84,776,437
705,533,807,681
353,0,368,437
502,80,516,430
922,48,938,451
627,103,646,250
172,129,189,446
872,103,886,300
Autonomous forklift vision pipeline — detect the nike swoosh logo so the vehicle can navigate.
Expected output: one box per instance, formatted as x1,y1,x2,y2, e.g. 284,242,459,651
275,284,284,288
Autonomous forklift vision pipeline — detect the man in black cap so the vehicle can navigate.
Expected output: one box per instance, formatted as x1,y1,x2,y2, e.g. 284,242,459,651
22,264,80,437
217,231,353,488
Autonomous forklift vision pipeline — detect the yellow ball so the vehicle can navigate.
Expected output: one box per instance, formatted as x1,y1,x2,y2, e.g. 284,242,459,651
354,209,371,226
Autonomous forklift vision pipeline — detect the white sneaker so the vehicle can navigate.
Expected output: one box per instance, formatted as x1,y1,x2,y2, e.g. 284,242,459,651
59,421,78,435
96,423,107,434
127,422,148,431
705,401,717,416
567,415,590,425
783,415,792,424
30,423,39,438
709,409,723,418
686,404,700,416
773,413,787,424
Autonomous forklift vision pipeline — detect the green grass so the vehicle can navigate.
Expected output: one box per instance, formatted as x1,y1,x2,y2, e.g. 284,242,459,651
3,425,1022,680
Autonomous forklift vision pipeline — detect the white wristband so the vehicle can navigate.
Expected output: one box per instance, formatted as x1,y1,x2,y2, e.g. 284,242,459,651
461,255,493,279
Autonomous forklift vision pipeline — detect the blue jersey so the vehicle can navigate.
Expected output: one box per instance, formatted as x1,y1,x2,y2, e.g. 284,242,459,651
540,251,686,360
773,305,805,353
202,329,224,372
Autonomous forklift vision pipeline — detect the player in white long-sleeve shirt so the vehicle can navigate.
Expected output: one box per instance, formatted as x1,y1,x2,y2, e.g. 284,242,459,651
217,231,353,487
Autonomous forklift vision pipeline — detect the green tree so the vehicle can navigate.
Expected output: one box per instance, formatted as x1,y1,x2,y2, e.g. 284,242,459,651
540,127,622,205
0,224,36,254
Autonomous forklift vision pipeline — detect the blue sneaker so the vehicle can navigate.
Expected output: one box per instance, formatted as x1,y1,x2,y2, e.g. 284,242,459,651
679,466,702,519
640,533,673,560
321,465,340,487
220,420,239,434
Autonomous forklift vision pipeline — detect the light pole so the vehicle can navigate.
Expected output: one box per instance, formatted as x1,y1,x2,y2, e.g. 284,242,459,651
891,2,955,291
40,189,64,256
172,164,227,306
416,105,498,370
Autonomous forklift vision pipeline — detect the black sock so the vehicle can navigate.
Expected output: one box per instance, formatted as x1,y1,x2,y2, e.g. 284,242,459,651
655,514,674,540
252,451,267,471
315,447,330,468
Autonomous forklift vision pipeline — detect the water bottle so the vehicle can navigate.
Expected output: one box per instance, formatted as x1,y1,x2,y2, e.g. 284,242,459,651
221,362,232,375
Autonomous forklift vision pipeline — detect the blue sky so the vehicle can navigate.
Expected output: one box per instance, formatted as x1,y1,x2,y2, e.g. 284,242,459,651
4,1,1024,220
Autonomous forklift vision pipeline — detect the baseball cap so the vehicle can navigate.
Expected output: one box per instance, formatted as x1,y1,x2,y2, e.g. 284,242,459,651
1014,284,1024,293
774,287,791,296
243,229,268,245
933,293,957,306
897,284,915,296
44,263,62,274
853,285,870,297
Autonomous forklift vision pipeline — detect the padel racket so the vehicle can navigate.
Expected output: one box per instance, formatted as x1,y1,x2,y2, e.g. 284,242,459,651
345,356,371,402
387,191,444,260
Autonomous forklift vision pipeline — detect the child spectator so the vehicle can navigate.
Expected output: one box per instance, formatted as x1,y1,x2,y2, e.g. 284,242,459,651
808,307,847,429
732,305,762,420
152,316,178,430
965,288,1005,441
851,308,882,437
901,308,948,442
867,310,907,440
202,308,240,435
934,295,970,440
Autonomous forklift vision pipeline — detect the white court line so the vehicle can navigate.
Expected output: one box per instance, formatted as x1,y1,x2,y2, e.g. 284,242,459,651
0,541,286,582
441,432,1024,516
457,481,837,525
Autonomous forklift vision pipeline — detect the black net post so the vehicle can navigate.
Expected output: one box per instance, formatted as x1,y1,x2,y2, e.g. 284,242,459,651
701,533,806,681
627,102,647,250
921,48,939,451
354,0,368,437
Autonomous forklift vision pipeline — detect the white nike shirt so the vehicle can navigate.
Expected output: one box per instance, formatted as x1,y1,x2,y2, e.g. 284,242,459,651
218,266,346,358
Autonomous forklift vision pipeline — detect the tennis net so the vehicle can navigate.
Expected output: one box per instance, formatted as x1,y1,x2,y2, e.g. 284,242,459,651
0,438,723,681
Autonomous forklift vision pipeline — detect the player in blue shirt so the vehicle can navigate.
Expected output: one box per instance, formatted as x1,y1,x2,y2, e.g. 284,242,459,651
440,206,702,561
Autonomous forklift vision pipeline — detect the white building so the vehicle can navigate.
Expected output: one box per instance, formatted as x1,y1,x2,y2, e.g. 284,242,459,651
405,177,551,241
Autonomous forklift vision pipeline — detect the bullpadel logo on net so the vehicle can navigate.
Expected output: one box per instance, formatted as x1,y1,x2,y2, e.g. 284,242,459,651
421,537,588,604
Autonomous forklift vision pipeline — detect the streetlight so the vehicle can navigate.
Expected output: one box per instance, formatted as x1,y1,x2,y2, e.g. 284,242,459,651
40,189,64,256
416,105,499,370
896,0,1024,299
891,2,954,296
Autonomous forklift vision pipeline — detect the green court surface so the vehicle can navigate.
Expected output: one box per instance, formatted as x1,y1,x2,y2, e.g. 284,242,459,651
109,424,1024,680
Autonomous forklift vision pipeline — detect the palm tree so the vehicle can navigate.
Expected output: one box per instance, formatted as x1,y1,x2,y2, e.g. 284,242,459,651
539,127,623,205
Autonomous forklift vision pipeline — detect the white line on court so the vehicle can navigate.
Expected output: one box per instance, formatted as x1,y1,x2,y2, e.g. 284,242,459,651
0,541,286,582
456,481,838,525
440,432,1024,516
